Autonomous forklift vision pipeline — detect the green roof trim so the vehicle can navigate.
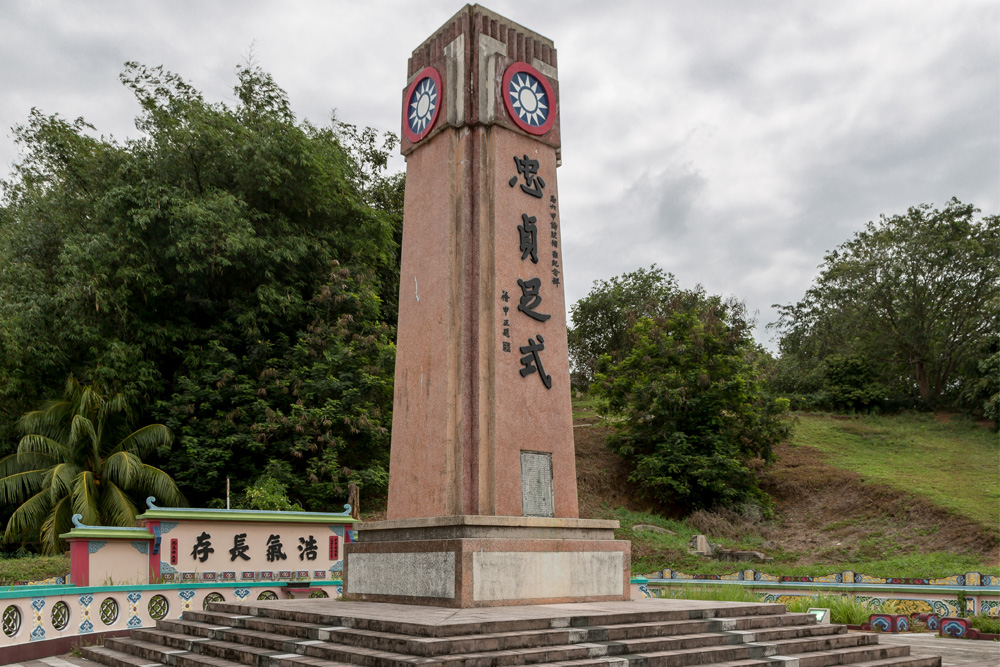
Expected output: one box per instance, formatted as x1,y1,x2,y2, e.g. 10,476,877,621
60,527,154,540
135,498,357,524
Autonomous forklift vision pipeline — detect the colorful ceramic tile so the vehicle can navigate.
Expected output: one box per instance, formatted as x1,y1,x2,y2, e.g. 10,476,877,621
30,598,45,641
126,592,142,628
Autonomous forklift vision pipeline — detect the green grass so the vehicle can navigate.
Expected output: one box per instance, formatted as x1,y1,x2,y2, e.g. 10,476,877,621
616,507,999,578
657,584,760,603
655,586,894,625
0,553,70,585
571,395,603,420
781,593,877,625
792,413,999,529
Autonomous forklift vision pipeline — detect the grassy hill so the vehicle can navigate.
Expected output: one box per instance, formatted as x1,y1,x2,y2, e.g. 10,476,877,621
789,413,998,528
573,402,999,578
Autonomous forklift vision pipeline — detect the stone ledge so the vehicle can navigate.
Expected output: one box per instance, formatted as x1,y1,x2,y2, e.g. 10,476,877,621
356,515,619,542
345,535,630,608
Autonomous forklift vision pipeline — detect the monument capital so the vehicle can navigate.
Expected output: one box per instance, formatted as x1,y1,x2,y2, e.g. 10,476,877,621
400,3,561,156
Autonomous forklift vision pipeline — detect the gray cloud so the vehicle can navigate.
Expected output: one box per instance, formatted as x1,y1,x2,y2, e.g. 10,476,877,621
2,0,997,351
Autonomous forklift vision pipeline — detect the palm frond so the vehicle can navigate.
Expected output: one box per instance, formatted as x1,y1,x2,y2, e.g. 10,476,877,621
102,392,133,424
102,451,144,488
71,470,101,526
115,424,173,457
3,489,51,544
49,462,80,503
0,468,48,505
39,495,74,555
16,434,64,458
0,452,32,476
17,401,71,439
139,464,188,507
100,481,139,527
70,414,98,452
74,382,103,420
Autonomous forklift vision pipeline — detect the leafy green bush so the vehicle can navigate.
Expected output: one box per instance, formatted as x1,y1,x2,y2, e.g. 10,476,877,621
0,62,401,513
971,615,1000,635
594,287,790,511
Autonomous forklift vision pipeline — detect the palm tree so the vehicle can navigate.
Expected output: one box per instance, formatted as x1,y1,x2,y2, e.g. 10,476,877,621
0,377,186,553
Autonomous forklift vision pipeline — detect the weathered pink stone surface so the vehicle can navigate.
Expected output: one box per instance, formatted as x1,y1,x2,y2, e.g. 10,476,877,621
352,5,630,607
387,5,576,520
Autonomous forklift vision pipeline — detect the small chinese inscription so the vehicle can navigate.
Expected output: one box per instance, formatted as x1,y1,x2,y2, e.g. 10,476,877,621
298,536,318,561
266,534,287,562
229,533,251,562
519,335,552,389
509,155,545,198
191,532,213,563
517,277,550,322
518,214,538,263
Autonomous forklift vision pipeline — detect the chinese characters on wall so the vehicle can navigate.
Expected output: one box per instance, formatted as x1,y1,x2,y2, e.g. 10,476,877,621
183,531,325,564
503,154,558,390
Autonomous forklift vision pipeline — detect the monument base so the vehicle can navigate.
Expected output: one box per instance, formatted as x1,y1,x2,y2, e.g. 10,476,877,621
343,516,631,608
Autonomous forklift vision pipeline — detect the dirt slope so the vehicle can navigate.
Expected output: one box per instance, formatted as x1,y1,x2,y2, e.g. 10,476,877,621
574,422,999,566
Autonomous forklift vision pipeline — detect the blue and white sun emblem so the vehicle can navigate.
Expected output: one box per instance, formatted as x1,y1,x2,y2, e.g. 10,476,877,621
508,72,549,127
407,77,438,136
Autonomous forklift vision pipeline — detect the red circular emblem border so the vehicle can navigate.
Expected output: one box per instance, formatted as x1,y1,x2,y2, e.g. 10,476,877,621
502,62,556,136
402,67,443,144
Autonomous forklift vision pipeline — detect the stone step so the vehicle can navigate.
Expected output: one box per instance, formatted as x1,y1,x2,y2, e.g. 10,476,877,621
81,645,166,667
105,636,195,664
846,656,941,667
119,623,866,667
794,644,913,667
205,603,792,639
766,631,880,655
180,611,822,658
77,600,942,667
183,611,318,641
744,623,844,643
99,635,348,667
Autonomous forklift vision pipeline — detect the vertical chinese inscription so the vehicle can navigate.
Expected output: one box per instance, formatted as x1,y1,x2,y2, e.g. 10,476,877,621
549,194,560,286
508,154,553,390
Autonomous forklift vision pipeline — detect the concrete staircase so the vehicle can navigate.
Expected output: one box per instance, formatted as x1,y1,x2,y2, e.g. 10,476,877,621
81,599,941,667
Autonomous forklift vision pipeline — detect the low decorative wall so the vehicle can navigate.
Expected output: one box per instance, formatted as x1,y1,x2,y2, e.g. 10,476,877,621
643,568,1000,617
0,499,356,661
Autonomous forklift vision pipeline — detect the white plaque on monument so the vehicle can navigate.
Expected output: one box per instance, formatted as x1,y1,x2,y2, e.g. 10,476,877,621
520,451,554,517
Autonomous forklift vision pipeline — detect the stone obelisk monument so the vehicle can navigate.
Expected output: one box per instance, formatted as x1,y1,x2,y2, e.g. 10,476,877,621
344,4,630,607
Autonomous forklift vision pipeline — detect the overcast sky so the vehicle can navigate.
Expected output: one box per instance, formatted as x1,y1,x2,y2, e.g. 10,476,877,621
2,1,997,350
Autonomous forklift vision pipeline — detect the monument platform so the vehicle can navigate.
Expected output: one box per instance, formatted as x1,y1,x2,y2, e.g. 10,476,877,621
344,515,631,607
82,597,941,667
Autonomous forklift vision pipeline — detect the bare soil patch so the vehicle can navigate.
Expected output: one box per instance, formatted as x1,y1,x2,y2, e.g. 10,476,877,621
759,441,999,565
574,424,670,519
573,420,998,567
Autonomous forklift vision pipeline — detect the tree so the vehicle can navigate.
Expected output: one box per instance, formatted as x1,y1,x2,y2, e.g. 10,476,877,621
0,379,185,553
568,266,678,386
0,62,401,508
592,283,790,511
771,199,1000,409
